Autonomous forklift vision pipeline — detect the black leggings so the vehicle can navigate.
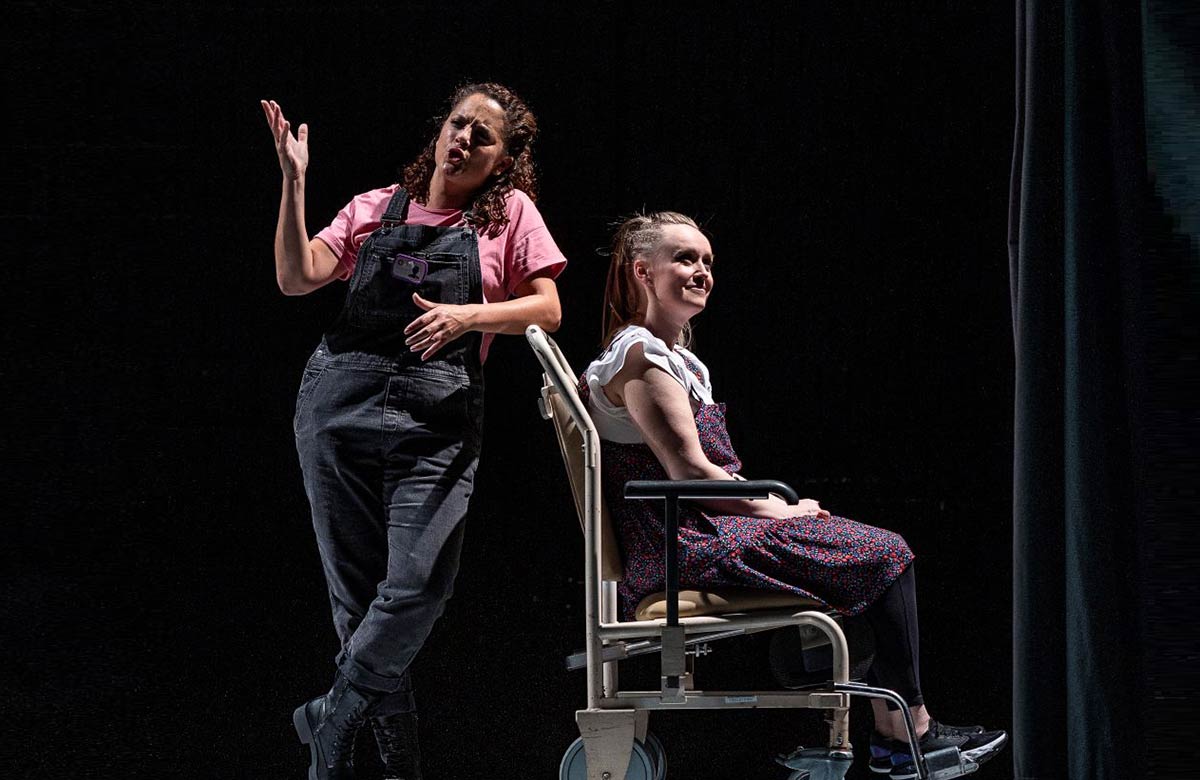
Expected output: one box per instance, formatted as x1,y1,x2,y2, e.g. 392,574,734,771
862,564,924,710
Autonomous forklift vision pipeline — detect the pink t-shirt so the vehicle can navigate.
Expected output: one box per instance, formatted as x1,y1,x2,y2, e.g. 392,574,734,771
314,185,567,362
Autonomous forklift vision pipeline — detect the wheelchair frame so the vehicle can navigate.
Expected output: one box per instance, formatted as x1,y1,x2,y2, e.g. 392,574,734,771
526,325,950,780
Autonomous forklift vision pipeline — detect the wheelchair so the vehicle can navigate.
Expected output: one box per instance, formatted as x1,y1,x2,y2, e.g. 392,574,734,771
526,325,980,780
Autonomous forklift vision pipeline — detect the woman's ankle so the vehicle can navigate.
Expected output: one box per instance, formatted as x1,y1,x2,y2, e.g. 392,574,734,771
909,708,931,741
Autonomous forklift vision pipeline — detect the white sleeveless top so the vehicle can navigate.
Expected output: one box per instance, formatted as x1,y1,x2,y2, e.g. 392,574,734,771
584,326,715,444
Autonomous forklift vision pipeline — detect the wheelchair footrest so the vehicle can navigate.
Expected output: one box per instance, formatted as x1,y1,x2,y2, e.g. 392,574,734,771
923,746,981,779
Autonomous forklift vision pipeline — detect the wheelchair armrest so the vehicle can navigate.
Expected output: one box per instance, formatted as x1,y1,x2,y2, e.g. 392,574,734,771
623,479,800,633
624,479,800,504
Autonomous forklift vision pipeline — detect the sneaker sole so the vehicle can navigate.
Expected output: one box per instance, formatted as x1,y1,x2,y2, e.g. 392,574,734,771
870,759,894,773
890,733,1009,779
962,732,1008,765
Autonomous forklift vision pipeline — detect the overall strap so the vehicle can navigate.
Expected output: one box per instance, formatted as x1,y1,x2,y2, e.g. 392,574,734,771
379,188,411,228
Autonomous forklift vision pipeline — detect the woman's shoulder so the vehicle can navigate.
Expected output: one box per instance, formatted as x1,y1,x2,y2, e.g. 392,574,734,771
588,326,649,375
587,325,688,386
600,326,680,369
504,186,536,205
611,329,712,395
490,188,551,243
333,183,401,219
350,183,401,205
608,325,671,355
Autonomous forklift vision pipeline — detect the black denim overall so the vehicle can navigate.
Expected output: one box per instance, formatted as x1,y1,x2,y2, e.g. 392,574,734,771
294,189,485,713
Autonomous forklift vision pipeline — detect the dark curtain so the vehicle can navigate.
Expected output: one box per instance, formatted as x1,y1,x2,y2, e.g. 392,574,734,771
1009,2,1197,779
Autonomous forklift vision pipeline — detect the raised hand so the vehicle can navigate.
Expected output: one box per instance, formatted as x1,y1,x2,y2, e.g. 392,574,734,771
261,99,309,181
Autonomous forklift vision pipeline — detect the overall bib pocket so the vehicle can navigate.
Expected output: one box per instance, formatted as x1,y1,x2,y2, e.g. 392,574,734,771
346,249,469,330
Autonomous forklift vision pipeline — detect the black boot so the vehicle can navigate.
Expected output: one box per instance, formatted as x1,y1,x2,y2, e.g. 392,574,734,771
370,712,423,780
293,674,376,780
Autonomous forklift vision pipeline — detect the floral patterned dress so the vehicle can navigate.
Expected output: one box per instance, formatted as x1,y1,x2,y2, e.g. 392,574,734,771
580,364,914,622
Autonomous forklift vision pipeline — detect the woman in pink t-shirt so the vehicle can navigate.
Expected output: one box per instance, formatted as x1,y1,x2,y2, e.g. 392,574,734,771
262,83,565,780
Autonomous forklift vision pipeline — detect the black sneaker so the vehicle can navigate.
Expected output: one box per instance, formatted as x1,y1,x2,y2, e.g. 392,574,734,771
869,733,899,774
889,721,1007,779
870,723,983,774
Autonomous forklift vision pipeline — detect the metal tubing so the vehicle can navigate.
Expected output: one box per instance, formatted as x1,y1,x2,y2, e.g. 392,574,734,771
664,497,679,627
833,682,927,780
566,629,749,671
595,611,837,639
796,611,849,685
783,612,850,750
526,325,605,710
602,581,619,696
601,691,851,710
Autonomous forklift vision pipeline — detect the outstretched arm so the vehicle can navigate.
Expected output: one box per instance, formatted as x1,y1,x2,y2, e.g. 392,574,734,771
608,345,826,519
261,100,343,295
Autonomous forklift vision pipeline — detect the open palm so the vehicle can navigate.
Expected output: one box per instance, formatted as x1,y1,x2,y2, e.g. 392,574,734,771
261,99,308,180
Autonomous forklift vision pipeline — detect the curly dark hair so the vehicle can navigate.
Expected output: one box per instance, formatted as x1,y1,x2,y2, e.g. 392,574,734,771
401,82,539,239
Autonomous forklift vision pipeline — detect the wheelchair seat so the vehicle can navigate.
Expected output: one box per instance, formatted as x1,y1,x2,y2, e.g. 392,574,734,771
634,588,822,621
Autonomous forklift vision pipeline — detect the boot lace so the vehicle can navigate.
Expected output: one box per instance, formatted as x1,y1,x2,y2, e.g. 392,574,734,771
372,715,421,777
326,697,369,763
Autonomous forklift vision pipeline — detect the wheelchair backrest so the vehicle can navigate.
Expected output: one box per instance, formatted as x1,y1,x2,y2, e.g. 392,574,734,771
529,329,625,582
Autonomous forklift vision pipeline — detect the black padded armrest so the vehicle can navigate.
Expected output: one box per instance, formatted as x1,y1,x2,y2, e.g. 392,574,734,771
625,479,799,504
623,478,800,633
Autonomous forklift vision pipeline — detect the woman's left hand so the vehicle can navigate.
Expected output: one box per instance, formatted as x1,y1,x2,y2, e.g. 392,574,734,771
405,293,477,360
792,498,831,521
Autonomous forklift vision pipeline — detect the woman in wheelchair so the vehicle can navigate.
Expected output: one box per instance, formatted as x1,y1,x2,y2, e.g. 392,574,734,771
581,212,1007,778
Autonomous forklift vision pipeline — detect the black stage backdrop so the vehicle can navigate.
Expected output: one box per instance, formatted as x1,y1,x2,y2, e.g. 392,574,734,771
8,3,1021,779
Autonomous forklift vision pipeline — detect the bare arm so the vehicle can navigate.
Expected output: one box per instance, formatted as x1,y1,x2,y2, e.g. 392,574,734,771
403,274,563,361
609,345,820,519
261,100,343,295
461,274,562,335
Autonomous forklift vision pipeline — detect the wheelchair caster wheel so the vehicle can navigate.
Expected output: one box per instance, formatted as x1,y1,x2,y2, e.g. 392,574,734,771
559,736,654,779
642,732,667,780
777,746,853,780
